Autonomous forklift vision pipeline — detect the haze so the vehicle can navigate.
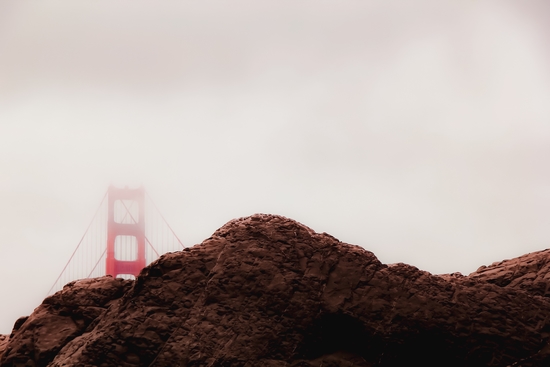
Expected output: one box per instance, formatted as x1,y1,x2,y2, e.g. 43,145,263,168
1,0,550,334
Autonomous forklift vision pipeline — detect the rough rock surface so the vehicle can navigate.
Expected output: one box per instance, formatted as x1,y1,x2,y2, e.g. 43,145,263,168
469,248,550,297
0,336,8,361
3,214,550,366
0,277,131,367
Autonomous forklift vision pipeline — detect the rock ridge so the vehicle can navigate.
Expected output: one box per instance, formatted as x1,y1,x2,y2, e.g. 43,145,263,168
2,214,550,366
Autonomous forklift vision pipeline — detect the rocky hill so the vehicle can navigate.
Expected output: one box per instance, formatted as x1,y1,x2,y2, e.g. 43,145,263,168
2,214,550,366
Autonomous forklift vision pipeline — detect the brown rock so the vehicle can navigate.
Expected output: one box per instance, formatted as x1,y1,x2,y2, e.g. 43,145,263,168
0,335,8,361
469,249,550,297
3,214,550,366
0,276,131,367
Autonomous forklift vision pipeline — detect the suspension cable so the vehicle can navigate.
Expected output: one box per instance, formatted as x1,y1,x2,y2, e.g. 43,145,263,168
86,248,107,278
46,189,108,296
145,191,185,248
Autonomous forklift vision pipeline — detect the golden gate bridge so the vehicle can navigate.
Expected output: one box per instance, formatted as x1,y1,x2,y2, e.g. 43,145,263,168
47,185,184,295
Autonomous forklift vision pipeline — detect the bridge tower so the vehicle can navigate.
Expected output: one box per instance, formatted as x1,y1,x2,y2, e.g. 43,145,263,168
47,185,184,295
106,185,146,278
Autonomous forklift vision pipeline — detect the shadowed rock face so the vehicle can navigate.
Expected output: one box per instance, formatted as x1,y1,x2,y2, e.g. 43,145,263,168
2,214,550,366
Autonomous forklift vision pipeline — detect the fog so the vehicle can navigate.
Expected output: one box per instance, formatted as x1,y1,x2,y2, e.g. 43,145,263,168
1,0,550,334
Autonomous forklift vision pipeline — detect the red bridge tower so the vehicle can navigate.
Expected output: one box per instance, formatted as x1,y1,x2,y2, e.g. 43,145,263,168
106,185,146,278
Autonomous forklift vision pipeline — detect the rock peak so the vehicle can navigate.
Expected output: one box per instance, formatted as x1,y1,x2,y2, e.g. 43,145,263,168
212,213,318,239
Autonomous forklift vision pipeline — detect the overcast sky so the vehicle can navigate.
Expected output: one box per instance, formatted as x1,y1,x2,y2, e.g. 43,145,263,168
1,0,550,334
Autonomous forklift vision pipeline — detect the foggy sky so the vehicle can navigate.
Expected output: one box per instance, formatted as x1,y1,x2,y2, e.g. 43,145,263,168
1,0,550,334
